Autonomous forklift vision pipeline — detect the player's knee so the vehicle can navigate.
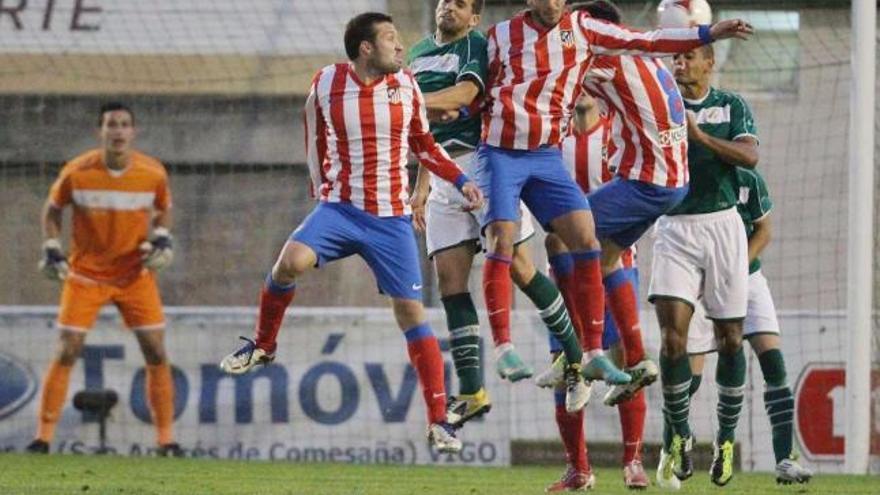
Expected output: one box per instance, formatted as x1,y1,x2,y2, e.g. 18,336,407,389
392,298,426,329
56,332,85,365
141,345,167,366
544,233,567,256
486,224,516,256
716,331,743,355
660,327,687,359
437,269,468,296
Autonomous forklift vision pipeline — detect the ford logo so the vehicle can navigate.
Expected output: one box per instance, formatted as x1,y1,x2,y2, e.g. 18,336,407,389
0,352,38,420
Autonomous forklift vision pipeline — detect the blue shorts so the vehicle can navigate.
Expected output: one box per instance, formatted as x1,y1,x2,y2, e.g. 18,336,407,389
475,143,589,230
549,268,640,352
588,177,688,248
291,202,422,300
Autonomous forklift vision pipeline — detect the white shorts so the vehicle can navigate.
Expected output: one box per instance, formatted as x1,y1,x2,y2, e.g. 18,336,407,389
687,269,780,354
425,152,535,258
648,207,749,320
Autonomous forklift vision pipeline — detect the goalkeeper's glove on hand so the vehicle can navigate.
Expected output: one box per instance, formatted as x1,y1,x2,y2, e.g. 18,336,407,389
140,227,174,271
38,239,69,281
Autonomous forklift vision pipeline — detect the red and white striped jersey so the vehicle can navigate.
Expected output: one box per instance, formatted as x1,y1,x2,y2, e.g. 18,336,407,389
483,9,708,150
560,114,636,268
304,63,464,217
582,55,688,188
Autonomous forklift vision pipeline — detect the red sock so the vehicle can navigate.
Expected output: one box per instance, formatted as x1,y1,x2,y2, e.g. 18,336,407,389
254,277,296,353
605,269,645,366
482,254,512,347
572,251,604,351
618,389,647,464
555,403,589,473
405,324,447,424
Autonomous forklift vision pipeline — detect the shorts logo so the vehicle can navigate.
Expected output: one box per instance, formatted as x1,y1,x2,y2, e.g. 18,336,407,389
412,283,423,291
560,30,575,48
387,87,402,105
738,186,751,204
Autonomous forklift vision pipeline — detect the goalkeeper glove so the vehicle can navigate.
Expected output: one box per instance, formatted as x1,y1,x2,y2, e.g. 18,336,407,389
140,227,174,272
38,239,69,281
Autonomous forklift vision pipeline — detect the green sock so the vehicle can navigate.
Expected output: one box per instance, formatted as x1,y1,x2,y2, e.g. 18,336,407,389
521,272,583,365
759,348,794,462
689,373,703,398
441,293,482,395
716,346,746,444
660,352,692,449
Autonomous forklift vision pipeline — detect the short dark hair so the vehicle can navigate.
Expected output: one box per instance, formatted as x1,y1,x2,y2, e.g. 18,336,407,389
571,1,622,25
472,0,484,15
344,12,394,61
98,102,135,126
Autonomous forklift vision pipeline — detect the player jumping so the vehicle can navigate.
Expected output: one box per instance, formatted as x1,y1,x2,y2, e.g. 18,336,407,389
219,12,483,454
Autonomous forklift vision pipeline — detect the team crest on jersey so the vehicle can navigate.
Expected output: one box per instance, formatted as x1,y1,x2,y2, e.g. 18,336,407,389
387,87,402,105
560,30,575,48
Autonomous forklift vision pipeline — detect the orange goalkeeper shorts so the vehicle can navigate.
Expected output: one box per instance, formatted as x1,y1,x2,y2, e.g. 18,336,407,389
56,269,165,332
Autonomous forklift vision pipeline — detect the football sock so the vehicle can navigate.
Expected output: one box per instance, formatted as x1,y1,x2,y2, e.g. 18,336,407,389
441,293,483,395
404,323,447,424
604,269,645,366
758,349,794,462
254,274,296,353
482,254,513,347
660,353,692,449
555,391,589,473
716,346,746,445
36,360,73,442
146,363,175,445
572,250,604,352
689,373,703,398
548,253,582,337
521,272,583,365
618,389,647,463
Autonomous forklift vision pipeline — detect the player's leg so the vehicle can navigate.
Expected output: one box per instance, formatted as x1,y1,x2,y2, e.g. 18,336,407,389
361,211,460,452
545,352,594,493
116,270,179,455
519,150,628,386
424,194,489,427
28,277,106,453
743,271,811,483
219,203,347,374
686,301,716,399
648,215,705,488
475,145,530,380
701,208,750,487
688,354,706,397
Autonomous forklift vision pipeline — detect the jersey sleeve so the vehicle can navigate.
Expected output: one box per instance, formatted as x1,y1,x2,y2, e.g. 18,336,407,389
457,34,489,93
48,163,75,208
578,12,708,57
729,95,759,142
304,70,328,199
746,171,772,221
153,166,172,211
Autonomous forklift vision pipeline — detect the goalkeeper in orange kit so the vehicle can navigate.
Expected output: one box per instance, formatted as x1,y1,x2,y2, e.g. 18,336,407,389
26,102,181,457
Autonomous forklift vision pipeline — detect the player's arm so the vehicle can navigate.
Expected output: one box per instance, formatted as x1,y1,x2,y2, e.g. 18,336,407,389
579,14,752,57
304,70,328,199
424,79,481,111
140,172,175,271
748,215,771,264
407,73,483,210
686,97,760,168
39,173,70,281
409,164,431,232
573,93,601,133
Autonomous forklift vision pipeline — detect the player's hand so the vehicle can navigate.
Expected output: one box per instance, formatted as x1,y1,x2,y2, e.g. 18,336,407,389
685,110,706,144
140,227,174,271
38,239,69,281
459,181,484,212
408,189,429,233
709,19,754,41
427,108,460,123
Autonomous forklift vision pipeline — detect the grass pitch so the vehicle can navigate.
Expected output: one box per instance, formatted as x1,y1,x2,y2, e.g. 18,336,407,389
1,454,877,494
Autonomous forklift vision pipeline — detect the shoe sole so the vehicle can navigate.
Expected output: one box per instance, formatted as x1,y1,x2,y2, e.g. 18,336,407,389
603,371,659,406
776,475,811,485
499,369,534,382
711,475,732,487
625,483,648,490
450,403,492,429
219,356,274,375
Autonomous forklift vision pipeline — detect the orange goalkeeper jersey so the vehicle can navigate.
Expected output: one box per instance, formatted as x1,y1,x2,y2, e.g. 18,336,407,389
49,149,172,284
